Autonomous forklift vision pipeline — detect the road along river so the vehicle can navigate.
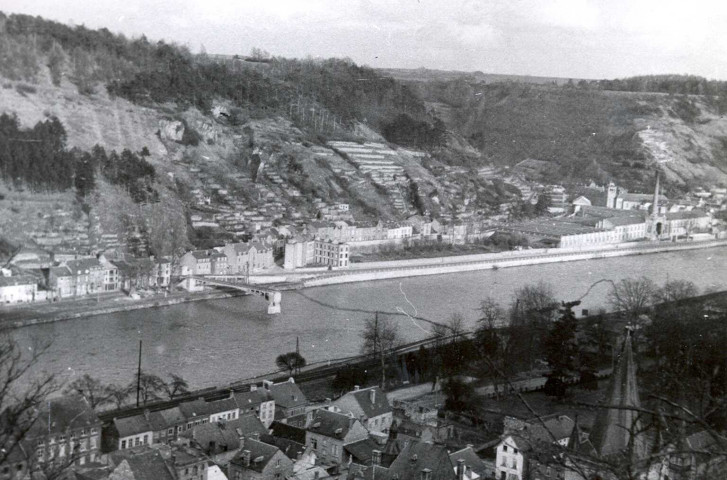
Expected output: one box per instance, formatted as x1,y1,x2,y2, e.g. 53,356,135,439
8,247,726,390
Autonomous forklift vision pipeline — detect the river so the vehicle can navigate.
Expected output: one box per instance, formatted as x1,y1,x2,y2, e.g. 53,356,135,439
9,247,727,390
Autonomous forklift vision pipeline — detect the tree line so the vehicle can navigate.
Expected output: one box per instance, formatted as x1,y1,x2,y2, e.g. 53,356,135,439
0,113,157,202
0,11,442,144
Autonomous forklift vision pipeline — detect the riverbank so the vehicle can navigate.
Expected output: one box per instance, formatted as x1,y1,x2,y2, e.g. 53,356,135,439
1,289,247,329
300,238,727,287
4,238,725,328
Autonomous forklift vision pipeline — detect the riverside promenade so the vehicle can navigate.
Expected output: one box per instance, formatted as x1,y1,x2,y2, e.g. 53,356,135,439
293,238,727,287
0,288,247,328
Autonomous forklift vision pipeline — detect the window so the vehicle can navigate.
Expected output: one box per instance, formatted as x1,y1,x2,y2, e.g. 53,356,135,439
121,440,127,449
503,445,508,453
168,428,174,435
311,439,317,450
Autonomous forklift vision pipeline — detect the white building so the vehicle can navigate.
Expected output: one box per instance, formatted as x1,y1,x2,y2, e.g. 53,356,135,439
0,274,37,304
314,240,350,268
284,239,316,269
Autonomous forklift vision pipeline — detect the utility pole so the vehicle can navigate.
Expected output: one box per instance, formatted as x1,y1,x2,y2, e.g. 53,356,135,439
136,339,142,407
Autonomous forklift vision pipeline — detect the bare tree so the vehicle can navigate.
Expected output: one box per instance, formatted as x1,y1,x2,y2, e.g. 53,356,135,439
509,281,558,369
652,279,699,304
0,333,85,480
62,374,111,410
132,371,165,406
607,276,656,321
478,296,505,329
360,312,401,391
162,374,190,400
446,312,465,342
106,384,131,410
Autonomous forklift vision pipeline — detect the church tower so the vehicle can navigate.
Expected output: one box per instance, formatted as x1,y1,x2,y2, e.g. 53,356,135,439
590,328,647,460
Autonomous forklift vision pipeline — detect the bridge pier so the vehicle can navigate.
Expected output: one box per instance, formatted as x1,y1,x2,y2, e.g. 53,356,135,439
267,291,282,315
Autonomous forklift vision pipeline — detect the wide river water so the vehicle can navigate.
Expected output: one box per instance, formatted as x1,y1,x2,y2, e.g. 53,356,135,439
9,247,727,390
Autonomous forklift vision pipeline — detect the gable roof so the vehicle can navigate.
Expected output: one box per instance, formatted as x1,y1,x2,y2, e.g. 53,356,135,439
335,386,392,419
259,434,306,460
344,438,384,466
114,415,153,438
270,421,307,444
0,275,36,287
387,441,457,480
182,415,267,453
231,437,284,473
108,448,175,480
30,395,100,437
307,410,357,440
50,266,73,278
267,380,307,409
448,447,488,477
65,258,103,272
234,389,271,410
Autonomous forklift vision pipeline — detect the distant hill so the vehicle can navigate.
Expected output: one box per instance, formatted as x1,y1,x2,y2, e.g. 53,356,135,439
377,67,576,86
382,69,727,192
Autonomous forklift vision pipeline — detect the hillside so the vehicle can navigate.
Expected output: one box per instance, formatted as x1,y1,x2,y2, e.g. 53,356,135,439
2,12,725,257
383,73,727,192
0,12,504,254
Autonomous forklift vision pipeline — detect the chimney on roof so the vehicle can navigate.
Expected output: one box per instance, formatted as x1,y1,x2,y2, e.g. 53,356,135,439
262,380,273,390
250,384,258,392
420,468,431,480
372,450,381,466
354,385,360,391
143,409,150,421
457,459,466,480
369,389,375,404
242,449,251,467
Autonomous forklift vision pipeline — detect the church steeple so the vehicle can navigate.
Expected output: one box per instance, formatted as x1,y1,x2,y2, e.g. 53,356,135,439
589,328,646,459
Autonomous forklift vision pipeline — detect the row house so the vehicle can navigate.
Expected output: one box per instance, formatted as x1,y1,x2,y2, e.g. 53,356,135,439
235,387,276,427
385,224,413,240
112,390,275,451
222,242,274,274
179,250,215,276
0,274,38,304
17,396,102,469
64,258,106,296
179,415,269,468
45,257,119,300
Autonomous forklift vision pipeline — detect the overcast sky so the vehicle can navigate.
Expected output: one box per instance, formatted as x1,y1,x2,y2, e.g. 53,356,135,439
3,0,727,80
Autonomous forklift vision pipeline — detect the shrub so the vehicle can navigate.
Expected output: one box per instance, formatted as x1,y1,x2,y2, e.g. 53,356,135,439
15,83,37,95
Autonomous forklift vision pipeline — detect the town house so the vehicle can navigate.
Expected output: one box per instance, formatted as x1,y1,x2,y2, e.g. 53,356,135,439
305,410,369,466
228,437,294,480
65,258,105,296
26,396,102,467
264,378,308,420
331,386,392,435
235,387,276,427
